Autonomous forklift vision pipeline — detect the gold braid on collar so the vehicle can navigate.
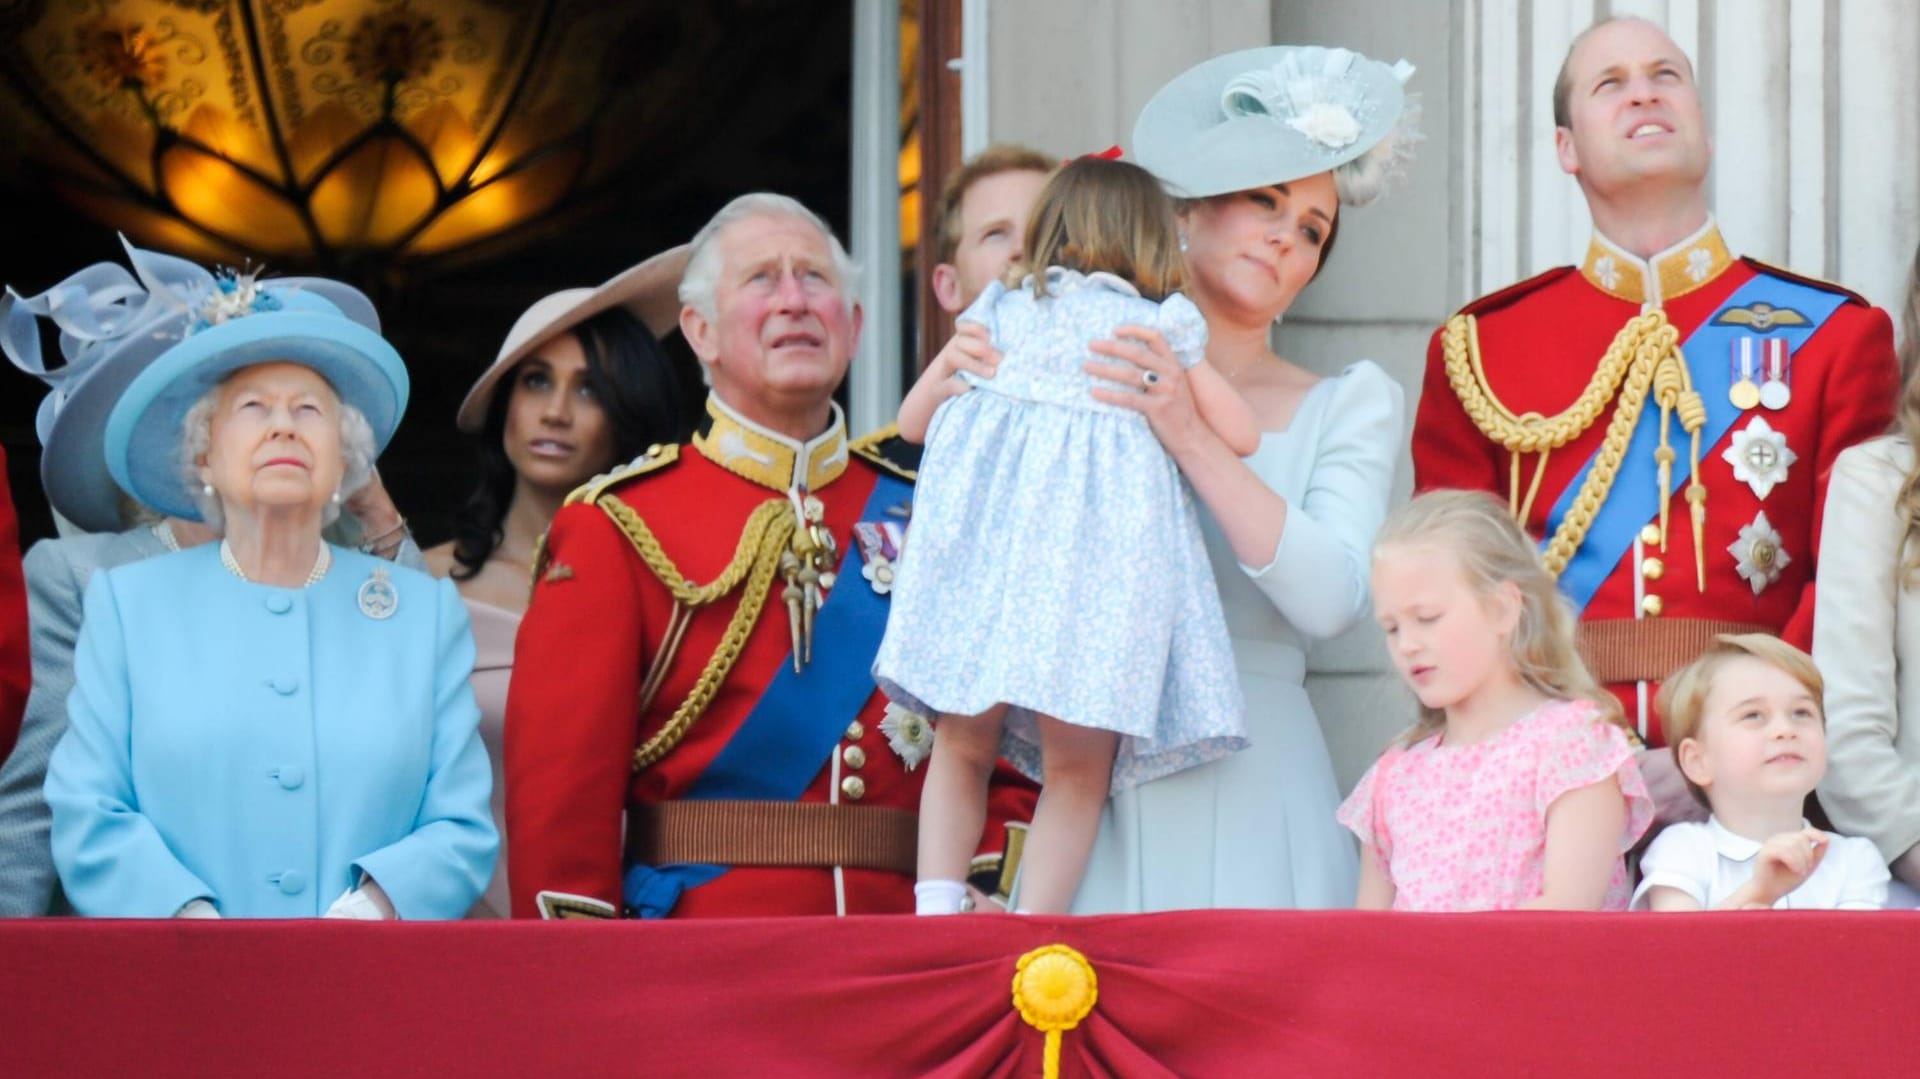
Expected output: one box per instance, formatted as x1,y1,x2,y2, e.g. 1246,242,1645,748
1442,310,1708,587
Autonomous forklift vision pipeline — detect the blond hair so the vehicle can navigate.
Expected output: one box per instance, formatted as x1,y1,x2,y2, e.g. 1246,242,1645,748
1016,156,1188,302
1374,490,1623,745
1895,241,1920,581
932,144,1056,266
1654,633,1824,806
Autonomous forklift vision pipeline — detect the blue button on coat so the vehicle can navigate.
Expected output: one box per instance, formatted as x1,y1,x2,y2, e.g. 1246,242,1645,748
46,544,497,919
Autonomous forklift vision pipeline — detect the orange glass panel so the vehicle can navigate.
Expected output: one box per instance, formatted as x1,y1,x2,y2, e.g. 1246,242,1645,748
405,100,481,188
408,148,580,255
60,189,243,264
308,137,438,249
86,112,161,193
179,104,283,181
287,102,369,183
158,145,311,256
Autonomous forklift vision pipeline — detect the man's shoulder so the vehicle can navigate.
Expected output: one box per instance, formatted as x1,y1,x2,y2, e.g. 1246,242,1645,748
1450,265,1584,321
563,444,685,509
848,425,920,483
1737,256,1874,309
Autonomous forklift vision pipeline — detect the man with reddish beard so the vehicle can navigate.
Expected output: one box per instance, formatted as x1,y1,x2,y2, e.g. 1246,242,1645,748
1411,17,1897,803
505,194,1032,918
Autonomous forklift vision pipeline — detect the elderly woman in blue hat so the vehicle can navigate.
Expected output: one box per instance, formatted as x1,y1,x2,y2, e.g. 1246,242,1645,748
1058,46,1418,912
0,242,426,916
42,262,496,919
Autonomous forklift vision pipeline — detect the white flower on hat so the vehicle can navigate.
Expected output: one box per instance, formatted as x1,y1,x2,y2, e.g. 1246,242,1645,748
1286,102,1361,149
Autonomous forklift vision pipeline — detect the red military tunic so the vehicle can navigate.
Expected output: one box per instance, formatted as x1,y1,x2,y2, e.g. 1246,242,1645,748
1414,222,1897,744
506,396,1034,918
0,445,26,764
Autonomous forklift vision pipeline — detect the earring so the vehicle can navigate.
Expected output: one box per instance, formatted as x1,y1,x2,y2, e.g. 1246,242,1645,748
201,483,214,497
330,489,342,505
1178,233,1189,253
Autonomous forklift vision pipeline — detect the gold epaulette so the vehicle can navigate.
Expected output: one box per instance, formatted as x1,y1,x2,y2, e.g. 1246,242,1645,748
848,424,918,483
563,443,681,507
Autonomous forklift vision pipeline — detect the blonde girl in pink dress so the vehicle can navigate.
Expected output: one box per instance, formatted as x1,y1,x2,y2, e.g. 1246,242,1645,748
1339,490,1653,911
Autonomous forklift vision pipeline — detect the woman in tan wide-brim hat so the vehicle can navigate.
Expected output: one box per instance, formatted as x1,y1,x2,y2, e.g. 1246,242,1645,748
424,246,703,917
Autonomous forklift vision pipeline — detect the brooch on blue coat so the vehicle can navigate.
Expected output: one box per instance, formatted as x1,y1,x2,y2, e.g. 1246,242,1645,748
358,566,398,620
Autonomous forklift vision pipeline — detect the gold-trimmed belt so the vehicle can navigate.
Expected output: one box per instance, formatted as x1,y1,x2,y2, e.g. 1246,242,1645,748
1578,618,1771,685
626,801,918,876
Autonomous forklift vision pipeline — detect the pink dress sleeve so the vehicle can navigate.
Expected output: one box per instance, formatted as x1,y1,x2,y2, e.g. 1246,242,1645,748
1337,747,1402,861
1530,700,1654,851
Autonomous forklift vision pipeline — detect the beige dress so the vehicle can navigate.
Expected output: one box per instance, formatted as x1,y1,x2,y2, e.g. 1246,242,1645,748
463,598,519,918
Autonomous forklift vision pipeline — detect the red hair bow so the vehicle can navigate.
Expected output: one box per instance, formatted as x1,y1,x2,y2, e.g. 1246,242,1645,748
1063,145,1124,166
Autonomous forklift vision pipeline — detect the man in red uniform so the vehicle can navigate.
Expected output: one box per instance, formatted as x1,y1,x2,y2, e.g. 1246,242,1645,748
506,194,1033,918
1412,16,1897,752
0,447,27,764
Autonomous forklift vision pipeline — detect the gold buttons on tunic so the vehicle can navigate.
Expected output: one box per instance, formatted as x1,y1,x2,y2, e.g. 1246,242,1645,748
845,721,865,741
1639,524,1661,546
842,746,867,769
1640,556,1665,581
840,776,866,801
1641,594,1664,618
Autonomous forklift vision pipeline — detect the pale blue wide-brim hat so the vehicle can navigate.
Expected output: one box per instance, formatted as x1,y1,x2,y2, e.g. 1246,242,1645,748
101,269,408,523
1132,45,1420,206
2,238,384,531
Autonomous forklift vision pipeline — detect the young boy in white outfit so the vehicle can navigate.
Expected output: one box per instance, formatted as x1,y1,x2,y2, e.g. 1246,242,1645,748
1634,634,1889,911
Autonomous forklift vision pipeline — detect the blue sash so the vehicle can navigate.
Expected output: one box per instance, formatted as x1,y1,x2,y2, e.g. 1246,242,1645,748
625,473,912,916
1548,274,1848,612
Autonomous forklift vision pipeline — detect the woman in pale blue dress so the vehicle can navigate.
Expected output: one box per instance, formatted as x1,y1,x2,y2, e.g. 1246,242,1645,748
1067,45,1420,911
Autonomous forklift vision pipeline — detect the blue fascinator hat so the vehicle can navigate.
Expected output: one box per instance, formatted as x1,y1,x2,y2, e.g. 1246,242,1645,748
1132,45,1421,206
3,237,392,531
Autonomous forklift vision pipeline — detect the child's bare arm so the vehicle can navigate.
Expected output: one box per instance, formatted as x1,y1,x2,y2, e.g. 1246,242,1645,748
1518,777,1628,910
1185,361,1261,456
1355,844,1396,910
898,323,1000,443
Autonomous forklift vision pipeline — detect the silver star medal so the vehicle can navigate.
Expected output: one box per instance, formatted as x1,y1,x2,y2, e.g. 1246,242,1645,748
358,566,399,620
1728,510,1791,596
879,703,934,771
1721,416,1796,500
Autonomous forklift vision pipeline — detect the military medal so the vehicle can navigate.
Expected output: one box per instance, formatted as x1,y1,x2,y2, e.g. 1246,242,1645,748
1729,510,1791,596
1722,416,1796,500
1759,337,1792,410
879,702,934,770
780,488,839,672
853,521,906,596
1728,337,1761,411
357,566,399,620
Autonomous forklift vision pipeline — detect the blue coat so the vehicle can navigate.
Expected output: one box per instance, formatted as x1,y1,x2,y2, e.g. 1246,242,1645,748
46,544,496,919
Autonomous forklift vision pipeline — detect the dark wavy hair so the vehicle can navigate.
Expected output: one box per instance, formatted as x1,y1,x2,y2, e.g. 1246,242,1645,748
448,307,701,580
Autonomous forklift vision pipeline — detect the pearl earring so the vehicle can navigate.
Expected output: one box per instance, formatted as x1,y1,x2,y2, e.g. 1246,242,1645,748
1178,233,1189,253
330,489,342,505
201,483,214,497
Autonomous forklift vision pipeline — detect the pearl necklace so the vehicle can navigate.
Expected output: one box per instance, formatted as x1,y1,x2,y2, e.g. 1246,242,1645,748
220,540,330,587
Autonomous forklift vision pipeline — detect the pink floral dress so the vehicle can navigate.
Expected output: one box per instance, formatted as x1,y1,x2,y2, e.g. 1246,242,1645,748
1337,699,1653,911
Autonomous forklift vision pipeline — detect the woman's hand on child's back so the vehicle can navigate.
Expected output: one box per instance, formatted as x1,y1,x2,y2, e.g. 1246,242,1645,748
1086,324,1206,455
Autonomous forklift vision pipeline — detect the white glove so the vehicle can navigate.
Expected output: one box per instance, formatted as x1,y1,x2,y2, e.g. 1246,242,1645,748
175,898,221,919
322,879,397,920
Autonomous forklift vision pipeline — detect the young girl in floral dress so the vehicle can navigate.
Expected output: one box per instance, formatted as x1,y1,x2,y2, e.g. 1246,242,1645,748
876,156,1259,914
1343,490,1653,911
